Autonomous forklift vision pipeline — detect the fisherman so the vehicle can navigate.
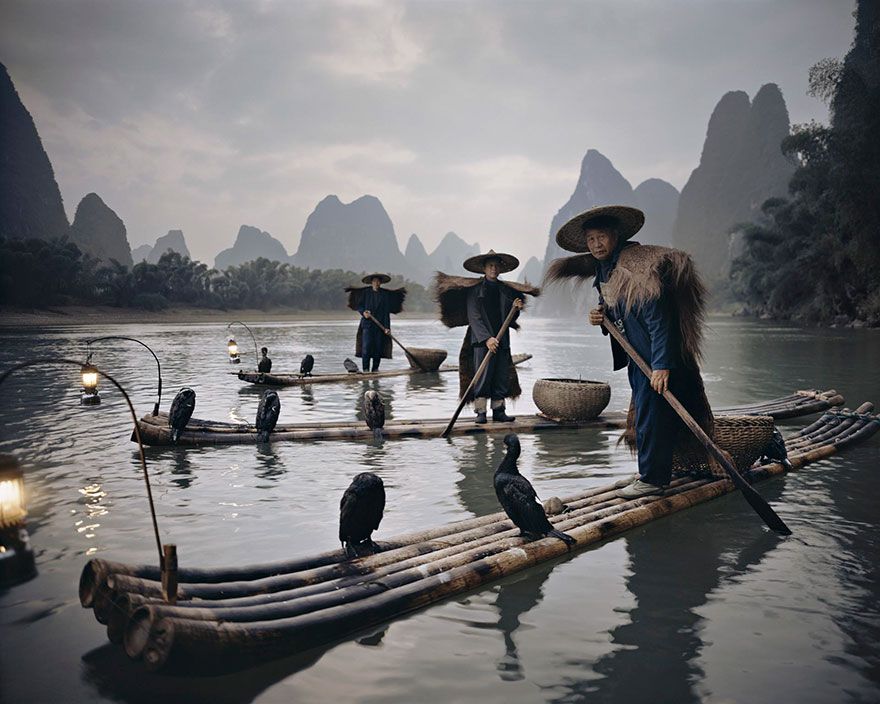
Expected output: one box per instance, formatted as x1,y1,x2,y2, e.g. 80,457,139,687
434,250,538,424
546,205,714,498
345,274,406,372
258,347,272,373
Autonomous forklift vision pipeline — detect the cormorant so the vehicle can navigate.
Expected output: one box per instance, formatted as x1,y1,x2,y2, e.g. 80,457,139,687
759,427,792,469
339,472,385,557
363,389,385,441
343,358,360,374
168,387,196,443
255,390,281,442
300,354,315,377
494,434,576,547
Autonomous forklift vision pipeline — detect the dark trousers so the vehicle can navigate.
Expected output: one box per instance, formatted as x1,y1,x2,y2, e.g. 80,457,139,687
472,346,511,400
628,363,704,486
361,327,383,371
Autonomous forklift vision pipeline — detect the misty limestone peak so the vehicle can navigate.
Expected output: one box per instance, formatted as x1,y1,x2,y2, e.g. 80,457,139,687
131,244,153,263
147,229,190,264
633,179,680,247
699,90,752,169
430,231,480,275
294,194,408,276
68,192,132,267
517,256,543,285
0,62,69,241
214,225,289,270
404,233,429,260
673,84,795,283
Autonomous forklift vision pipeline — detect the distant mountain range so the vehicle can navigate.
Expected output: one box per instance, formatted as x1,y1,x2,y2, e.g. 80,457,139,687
0,60,797,307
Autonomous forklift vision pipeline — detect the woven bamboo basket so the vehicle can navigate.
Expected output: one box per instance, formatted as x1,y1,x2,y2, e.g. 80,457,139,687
406,348,448,372
674,414,775,477
532,379,611,421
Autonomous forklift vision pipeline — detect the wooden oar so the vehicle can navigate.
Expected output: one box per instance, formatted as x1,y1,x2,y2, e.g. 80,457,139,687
441,304,520,438
362,313,427,372
600,313,792,536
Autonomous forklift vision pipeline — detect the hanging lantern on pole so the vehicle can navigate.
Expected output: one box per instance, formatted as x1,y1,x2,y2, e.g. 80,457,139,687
80,362,101,405
0,455,37,586
227,338,240,364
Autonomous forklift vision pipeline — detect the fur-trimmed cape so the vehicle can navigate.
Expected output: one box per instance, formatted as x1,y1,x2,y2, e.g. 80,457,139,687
433,273,540,402
545,243,715,467
545,243,707,365
345,286,406,359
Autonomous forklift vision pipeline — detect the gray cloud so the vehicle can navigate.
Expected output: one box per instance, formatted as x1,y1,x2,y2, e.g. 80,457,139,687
0,0,855,264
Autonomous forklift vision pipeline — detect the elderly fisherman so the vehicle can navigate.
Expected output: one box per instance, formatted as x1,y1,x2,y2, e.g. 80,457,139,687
345,274,406,372
434,250,539,424
546,205,714,498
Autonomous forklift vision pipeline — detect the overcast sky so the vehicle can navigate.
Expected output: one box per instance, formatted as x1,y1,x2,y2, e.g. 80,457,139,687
0,0,856,265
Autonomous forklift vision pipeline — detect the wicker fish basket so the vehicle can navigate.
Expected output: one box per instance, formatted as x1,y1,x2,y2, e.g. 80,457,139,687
405,348,448,372
532,378,611,421
674,414,775,477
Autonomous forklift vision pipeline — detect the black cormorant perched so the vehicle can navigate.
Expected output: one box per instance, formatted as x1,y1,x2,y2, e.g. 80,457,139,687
255,390,281,442
168,387,196,443
759,427,792,469
339,472,385,557
494,434,576,547
300,354,315,377
363,389,385,441
343,358,360,374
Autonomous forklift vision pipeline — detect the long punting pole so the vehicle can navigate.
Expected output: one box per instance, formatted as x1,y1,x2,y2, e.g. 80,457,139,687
600,313,792,536
361,312,427,372
441,304,520,438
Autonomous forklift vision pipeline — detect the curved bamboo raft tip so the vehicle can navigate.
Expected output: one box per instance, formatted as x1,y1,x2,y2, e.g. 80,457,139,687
85,398,878,673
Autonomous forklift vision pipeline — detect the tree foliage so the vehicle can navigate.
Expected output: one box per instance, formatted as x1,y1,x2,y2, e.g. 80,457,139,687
0,239,433,312
731,1,880,325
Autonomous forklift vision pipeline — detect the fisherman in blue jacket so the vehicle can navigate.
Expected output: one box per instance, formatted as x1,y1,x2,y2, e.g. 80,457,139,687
547,205,714,499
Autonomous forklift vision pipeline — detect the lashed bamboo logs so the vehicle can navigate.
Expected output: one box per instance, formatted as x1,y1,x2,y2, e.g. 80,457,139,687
131,388,844,447
237,353,533,387
84,402,876,672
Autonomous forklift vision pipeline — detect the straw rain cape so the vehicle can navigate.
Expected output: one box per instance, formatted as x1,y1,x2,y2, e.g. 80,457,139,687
433,273,539,402
346,286,406,360
546,243,714,455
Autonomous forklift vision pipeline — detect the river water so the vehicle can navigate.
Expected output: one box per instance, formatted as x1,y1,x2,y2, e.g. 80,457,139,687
0,316,878,704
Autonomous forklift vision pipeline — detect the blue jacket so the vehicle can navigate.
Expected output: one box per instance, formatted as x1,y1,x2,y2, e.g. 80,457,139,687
594,243,680,372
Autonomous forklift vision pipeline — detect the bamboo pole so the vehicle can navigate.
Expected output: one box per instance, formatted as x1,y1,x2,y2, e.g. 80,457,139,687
98,409,877,671
90,406,862,618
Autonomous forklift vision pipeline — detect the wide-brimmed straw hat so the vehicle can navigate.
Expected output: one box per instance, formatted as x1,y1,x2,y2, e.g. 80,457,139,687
555,205,645,254
463,249,519,274
361,273,392,285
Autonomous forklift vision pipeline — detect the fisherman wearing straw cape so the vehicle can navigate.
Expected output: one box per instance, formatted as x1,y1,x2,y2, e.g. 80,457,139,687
546,206,714,499
434,251,539,424
345,274,406,372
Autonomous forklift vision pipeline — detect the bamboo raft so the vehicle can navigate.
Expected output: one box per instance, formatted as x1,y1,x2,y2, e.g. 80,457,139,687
81,402,879,672
133,389,844,447
235,353,533,387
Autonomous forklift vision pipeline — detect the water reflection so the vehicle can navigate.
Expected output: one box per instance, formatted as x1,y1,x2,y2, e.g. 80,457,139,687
167,448,194,490
550,487,784,703
454,434,504,518
254,444,285,481
81,641,326,704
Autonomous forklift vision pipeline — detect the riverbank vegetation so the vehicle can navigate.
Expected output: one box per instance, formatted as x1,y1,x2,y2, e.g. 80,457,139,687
0,236,433,312
731,2,879,327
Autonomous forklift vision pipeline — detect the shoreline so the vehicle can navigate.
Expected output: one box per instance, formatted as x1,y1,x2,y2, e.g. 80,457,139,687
0,306,438,328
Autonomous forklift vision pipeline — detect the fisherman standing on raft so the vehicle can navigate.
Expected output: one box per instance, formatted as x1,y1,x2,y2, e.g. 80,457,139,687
435,250,539,424
546,206,714,499
345,274,406,372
